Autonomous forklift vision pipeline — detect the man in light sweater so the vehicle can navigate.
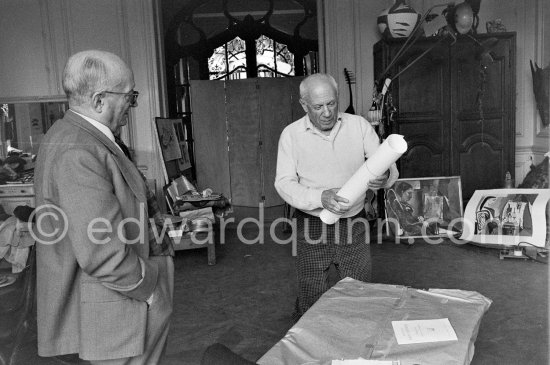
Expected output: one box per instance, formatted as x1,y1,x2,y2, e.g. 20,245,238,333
275,73,398,319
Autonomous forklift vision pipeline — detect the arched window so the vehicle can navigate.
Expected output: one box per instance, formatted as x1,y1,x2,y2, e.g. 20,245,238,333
163,0,318,179
209,37,247,80
208,35,296,80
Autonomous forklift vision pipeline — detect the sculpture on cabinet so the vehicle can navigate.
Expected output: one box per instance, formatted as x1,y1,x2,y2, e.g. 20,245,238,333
518,156,549,189
377,0,420,39
530,61,550,128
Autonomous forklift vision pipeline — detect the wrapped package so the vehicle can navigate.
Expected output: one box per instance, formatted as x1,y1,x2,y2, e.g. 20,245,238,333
259,277,491,365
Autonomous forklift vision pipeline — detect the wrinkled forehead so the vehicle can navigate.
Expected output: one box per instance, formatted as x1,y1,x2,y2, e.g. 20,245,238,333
306,81,337,104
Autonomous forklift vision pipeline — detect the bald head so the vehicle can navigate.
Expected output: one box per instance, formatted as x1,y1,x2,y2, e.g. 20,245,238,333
62,50,133,106
299,73,338,102
298,73,340,134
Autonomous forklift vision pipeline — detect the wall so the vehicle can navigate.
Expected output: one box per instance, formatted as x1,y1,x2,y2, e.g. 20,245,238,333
0,0,168,194
318,0,387,116
319,0,549,185
1,0,545,192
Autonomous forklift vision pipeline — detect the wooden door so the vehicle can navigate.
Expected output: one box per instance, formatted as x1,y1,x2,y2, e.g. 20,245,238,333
389,38,452,179
451,33,516,199
374,34,516,201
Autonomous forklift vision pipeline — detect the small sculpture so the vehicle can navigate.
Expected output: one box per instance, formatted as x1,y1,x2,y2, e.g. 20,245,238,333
377,0,420,39
530,61,550,128
486,19,506,33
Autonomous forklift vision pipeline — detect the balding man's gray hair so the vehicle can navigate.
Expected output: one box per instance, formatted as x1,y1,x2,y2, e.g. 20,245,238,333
299,73,338,100
62,50,127,105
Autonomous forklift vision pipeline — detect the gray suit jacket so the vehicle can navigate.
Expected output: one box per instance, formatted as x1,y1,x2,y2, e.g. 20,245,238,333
35,110,159,360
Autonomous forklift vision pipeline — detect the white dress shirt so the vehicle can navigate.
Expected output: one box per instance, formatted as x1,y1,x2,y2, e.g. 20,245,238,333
274,112,398,218
71,110,122,152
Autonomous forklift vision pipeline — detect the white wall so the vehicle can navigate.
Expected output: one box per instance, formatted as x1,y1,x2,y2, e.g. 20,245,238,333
318,0,387,117
319,0,549,185
0,0,168,194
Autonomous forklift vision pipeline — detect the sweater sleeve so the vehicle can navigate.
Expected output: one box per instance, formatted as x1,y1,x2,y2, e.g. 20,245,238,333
274,128,324,210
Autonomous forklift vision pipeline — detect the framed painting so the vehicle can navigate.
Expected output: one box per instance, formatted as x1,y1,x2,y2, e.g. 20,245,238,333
154,118,193,182
171,119,192,171
384,176,464,238
460,188,550,247
156,118,182,162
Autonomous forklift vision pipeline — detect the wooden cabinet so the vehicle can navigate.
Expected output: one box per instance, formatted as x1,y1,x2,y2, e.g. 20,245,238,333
374,32,516,200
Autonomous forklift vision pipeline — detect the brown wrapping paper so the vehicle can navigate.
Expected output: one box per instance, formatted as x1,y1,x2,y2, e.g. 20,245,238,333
259,278,491,365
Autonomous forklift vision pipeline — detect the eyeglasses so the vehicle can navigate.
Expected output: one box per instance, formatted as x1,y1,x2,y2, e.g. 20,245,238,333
103,90,139,107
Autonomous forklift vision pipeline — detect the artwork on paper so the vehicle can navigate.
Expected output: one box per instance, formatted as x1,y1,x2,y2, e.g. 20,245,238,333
460,189,550,247
384,176,463,238
172,119,192,171
177,140,192,171
156,119,182,162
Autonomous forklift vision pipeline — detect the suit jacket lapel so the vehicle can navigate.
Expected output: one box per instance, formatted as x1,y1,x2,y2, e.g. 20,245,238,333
64,111,147,203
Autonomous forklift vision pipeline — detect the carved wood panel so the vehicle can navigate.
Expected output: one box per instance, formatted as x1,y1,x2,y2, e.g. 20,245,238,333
399,142,445,178
451,34,515,196
397,121,448,178
390,39,451,179
459,142,503,198
374,33,516,200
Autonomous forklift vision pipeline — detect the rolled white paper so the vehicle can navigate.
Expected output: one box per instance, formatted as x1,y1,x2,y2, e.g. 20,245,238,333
319,134,408,225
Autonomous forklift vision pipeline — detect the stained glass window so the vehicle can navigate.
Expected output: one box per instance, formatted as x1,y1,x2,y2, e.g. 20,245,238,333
208,35,295,80
256,35,294,77
209,37,247,80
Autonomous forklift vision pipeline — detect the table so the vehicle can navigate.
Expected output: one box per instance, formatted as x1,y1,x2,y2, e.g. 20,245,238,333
166,194,231,265
165,207,217,265
170,230,216,265
0,183,34,215
259,277,492,365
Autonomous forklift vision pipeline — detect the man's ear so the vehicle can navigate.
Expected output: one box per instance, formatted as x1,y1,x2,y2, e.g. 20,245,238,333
299,98,308,113
91,92,104,112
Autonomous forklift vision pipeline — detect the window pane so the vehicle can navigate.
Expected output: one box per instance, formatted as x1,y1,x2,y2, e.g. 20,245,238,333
208,37,247,80
256,35,294,77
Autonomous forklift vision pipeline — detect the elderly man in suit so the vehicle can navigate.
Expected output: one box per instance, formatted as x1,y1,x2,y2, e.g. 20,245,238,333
34,50,173,364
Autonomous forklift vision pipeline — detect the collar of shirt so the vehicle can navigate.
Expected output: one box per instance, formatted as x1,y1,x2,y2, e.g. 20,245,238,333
302,113,343,140
71,109,122,152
